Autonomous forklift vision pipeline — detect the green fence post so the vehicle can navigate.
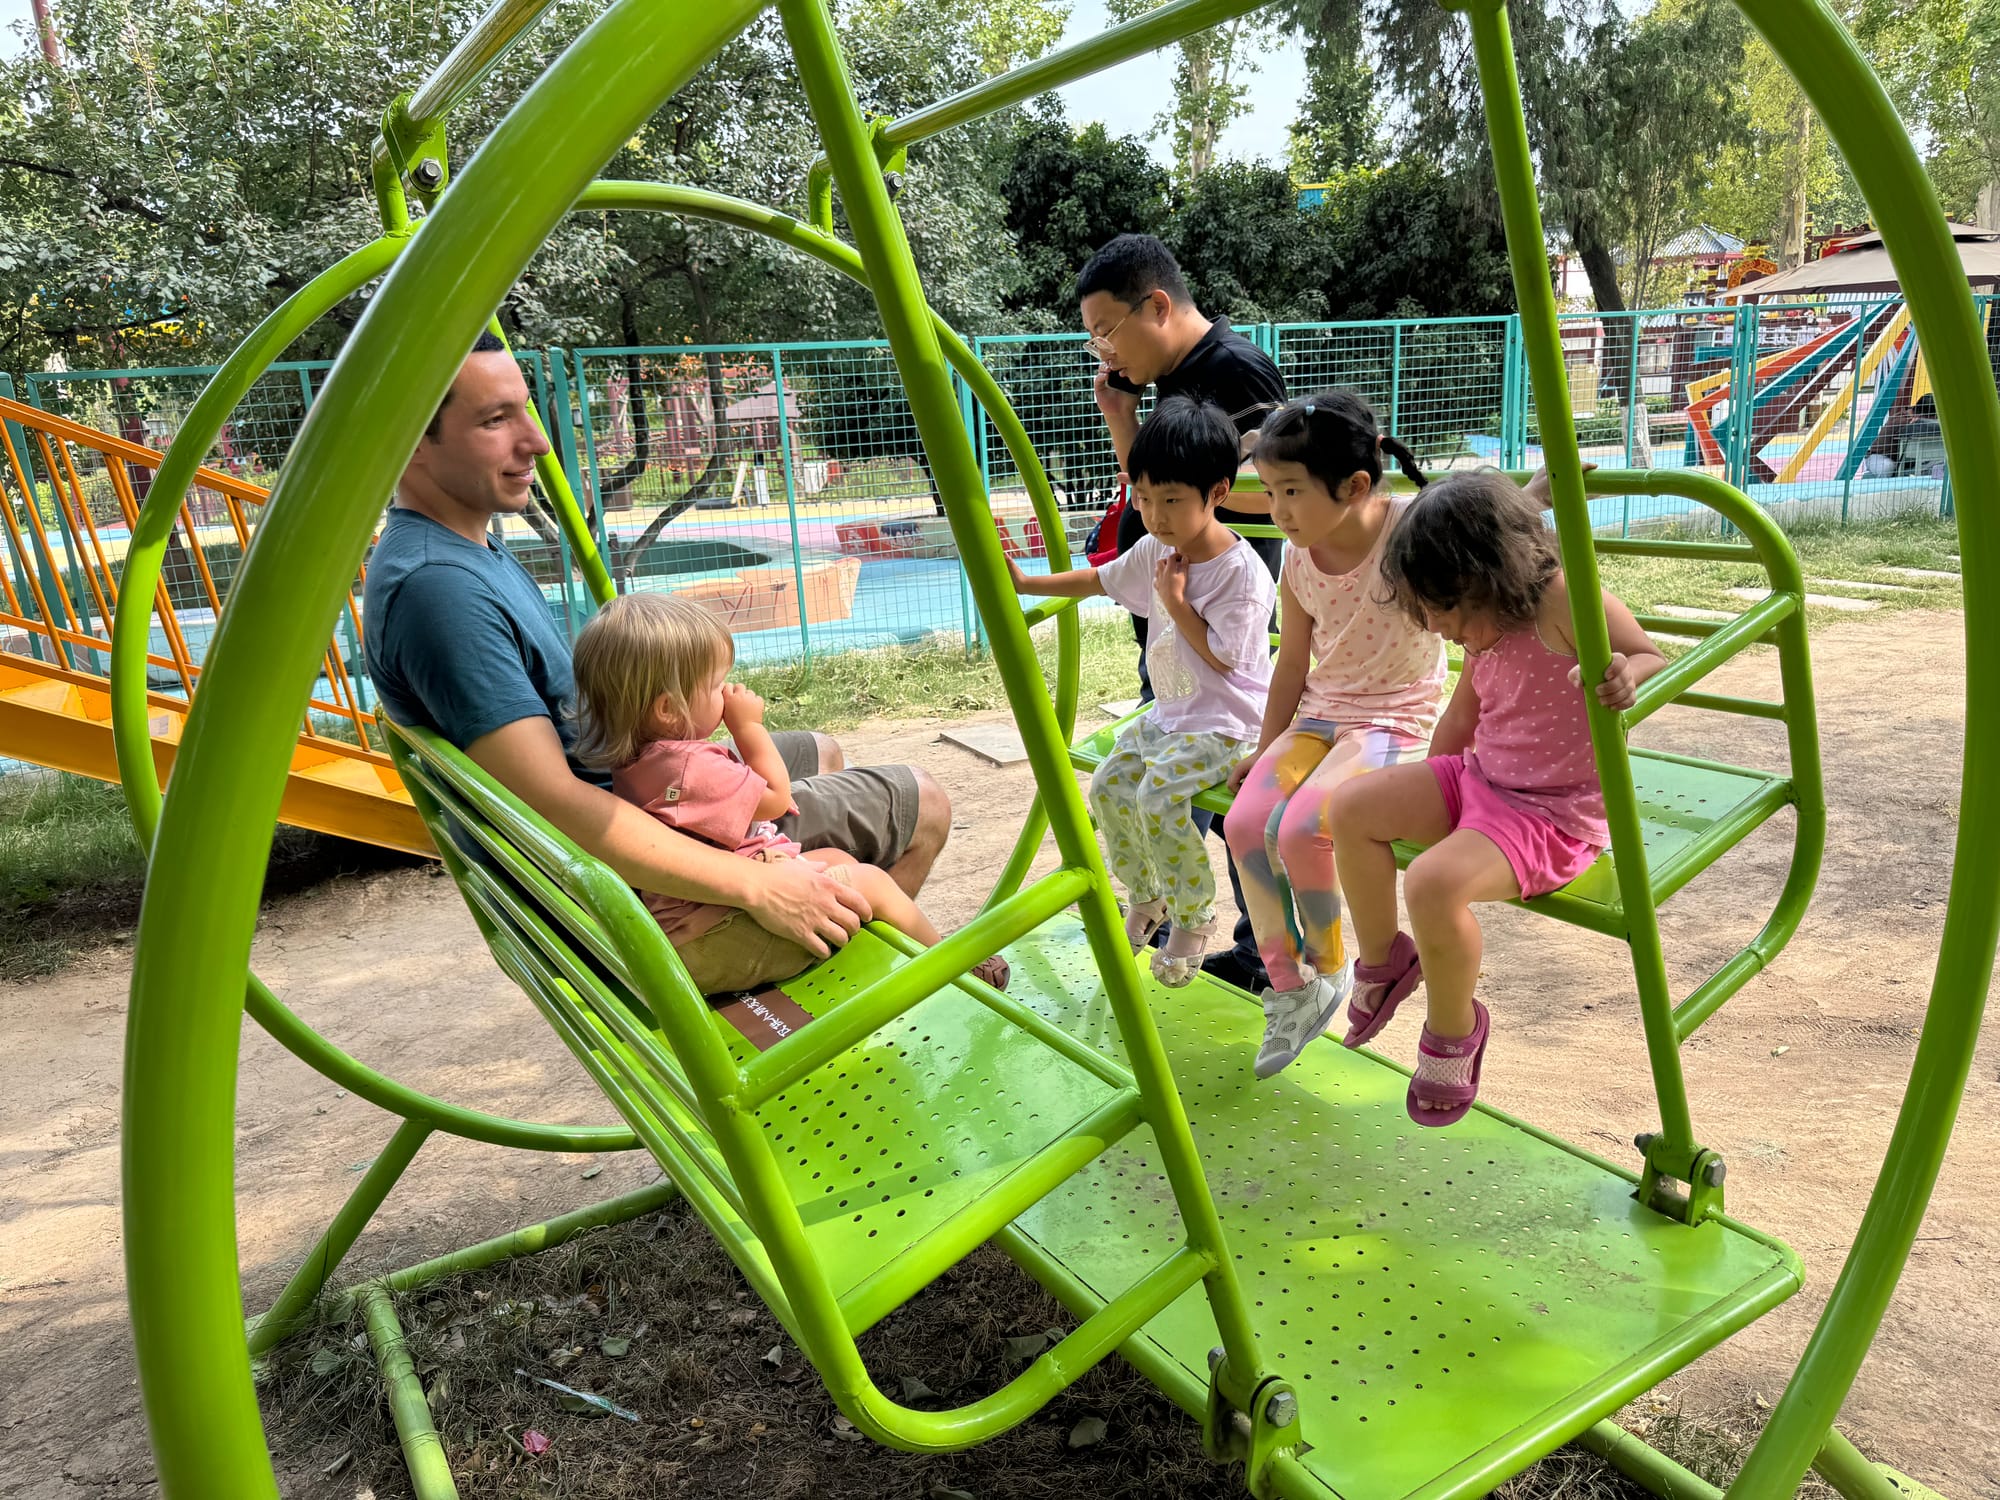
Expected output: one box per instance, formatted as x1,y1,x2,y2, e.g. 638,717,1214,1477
1388,322,1403,434
958,365,983,654
770,346,812,665
571,350,614,577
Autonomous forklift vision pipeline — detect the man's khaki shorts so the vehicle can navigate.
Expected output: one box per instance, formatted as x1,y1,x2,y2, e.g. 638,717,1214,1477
673,851,852,996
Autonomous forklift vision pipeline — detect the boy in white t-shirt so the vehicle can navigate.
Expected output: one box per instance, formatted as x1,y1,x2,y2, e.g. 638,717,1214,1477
1008,396,1276,986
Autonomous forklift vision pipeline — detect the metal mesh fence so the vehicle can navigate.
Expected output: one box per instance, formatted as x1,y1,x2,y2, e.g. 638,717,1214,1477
574,342,980,665
23,299,1964,673
1274,317,1514,478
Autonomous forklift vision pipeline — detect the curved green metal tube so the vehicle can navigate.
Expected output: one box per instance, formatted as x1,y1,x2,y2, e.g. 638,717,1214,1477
1578,469,1827,1023
105,235,636,1158
120,1,762,1491
109,233,404,849
1721,1,2000,1493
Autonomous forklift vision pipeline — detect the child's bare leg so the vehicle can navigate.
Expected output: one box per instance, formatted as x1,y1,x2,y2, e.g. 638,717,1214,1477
1402,831,1518,1045
802,850,941,945
1328,763,1453,967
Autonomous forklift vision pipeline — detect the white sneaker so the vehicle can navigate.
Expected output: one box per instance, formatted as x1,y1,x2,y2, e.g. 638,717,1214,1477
1253,963,1354,1079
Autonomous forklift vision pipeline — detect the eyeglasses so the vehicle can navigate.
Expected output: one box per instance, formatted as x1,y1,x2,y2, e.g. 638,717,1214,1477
1084,303,1143,363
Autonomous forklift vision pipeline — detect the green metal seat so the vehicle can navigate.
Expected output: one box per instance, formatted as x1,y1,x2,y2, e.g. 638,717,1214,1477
384,718,1237,1452
1003,919,1802,1500
1070,719,1793,930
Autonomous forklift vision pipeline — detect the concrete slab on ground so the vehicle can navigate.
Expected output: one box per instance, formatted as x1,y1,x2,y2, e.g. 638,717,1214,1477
940,722,1030,765
1729,586,1878,612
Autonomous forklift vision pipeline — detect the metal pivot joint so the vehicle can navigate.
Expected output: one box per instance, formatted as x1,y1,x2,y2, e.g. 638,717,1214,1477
1636,1131,1728,1224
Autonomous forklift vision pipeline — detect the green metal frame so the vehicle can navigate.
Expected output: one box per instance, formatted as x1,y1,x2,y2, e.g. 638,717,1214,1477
109,0,1996,1495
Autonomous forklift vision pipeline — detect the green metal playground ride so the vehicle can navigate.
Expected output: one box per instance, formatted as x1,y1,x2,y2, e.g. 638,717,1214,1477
109,0,1995,1496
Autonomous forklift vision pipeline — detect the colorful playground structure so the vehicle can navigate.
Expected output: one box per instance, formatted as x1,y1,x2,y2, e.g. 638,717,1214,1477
1682,302,1948,487
12,0,1984,1498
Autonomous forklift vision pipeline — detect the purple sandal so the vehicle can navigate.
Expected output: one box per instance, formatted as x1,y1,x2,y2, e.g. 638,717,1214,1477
1406,1000,1490,1127
1343,931,1422,1048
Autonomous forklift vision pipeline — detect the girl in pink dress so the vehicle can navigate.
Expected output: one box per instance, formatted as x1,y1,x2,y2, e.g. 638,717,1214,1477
1329,470,1664,1125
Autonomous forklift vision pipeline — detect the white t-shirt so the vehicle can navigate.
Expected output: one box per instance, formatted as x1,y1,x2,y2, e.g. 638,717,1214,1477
1096,533,1275,741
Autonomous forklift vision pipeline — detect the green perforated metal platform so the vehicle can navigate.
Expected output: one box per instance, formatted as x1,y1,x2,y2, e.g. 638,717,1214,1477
994,917,1802,1500
1069,722,1795,937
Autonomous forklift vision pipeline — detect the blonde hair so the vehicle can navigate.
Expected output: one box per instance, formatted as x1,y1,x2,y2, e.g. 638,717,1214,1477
571,591,733,769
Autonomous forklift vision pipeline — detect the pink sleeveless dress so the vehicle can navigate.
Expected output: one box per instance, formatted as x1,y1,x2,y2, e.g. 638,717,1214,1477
1428,622,1607,897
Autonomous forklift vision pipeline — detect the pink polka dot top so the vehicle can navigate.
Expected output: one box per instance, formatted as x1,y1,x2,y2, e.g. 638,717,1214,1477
1466,622,1609,847
1284,494,1446,739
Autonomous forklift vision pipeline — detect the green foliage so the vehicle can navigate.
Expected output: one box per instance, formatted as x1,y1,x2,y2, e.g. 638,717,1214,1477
1103,0,1280,181
1000,115,1171,321
1000,133,1513,330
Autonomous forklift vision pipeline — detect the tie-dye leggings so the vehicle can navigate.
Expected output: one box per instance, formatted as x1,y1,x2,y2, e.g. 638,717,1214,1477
1221,719,1429,991
1088,716,1247,932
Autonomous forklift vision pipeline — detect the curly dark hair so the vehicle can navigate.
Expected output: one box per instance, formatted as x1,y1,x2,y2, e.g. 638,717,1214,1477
1380,469,1559,630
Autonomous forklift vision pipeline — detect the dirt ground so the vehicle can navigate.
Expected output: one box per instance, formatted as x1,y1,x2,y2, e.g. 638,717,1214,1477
2,609,1995,1499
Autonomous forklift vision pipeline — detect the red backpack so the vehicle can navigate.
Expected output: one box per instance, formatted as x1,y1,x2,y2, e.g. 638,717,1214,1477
1087,480,1127,567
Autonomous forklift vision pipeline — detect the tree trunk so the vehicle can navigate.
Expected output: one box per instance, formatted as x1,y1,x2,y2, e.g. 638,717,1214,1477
1572,220,1634,406
612,350,735,587
29,0,60,69
1777,103,1813,269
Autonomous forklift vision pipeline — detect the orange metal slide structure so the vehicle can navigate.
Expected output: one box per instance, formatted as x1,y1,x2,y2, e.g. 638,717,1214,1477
0,395,430,856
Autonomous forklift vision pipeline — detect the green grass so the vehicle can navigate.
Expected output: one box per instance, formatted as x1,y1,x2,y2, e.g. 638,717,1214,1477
1598,512,1962,623
0,772,146,979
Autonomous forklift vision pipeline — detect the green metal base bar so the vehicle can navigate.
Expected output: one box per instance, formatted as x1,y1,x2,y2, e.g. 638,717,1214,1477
359,1282,460,1500
247,1118,433,1354
1813,1428,1950,1500
1575,1419,1724,1500
329,1181,679,1319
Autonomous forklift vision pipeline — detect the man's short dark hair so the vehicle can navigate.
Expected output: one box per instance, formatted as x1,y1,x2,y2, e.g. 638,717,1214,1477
1075,233,1191,309
425,328,511,440
1126,395,1239,497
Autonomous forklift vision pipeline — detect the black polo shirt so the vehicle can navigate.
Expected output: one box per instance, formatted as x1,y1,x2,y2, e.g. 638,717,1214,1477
1111,315,1288,633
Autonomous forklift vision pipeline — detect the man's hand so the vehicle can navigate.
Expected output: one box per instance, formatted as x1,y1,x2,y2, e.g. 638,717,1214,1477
720,682,765,730
741,854,871,957
1569,651,1643,711
1094,364,1141,419
1154,551,1189,612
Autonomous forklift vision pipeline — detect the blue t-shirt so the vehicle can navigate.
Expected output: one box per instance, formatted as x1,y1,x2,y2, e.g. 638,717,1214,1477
362,507,600,781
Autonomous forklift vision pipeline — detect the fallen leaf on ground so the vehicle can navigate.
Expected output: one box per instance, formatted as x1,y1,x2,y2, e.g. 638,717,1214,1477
600,1336,631,1358
522,1430,551,1456
1069,1415,1108,1449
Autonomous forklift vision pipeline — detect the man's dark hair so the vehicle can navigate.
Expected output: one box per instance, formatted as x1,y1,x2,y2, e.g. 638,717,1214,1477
425,328,511,440
1075,233,1191,309
1126,395,1239,498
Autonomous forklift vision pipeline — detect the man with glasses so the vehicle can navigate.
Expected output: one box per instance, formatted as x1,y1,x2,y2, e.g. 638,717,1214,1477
1076,233,1287,995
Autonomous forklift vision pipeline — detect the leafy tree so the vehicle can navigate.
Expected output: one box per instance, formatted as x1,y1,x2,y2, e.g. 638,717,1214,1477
1304,160,1514,322
1348,0,1744,393
1851,0,2000,222
1104,0,1280,180
999,113,1172,322
1170,161,1328,322
1281,0,1383,180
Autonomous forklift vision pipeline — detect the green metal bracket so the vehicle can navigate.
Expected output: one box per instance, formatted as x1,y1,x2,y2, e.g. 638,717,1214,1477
804,117,907,232
1200,1346,1303,1499
1637,1131,1727,1224
1244,1377,1303,1500
379,91,453,213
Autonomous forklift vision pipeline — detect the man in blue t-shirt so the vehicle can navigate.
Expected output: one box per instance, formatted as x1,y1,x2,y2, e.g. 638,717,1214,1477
365,333,952,992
